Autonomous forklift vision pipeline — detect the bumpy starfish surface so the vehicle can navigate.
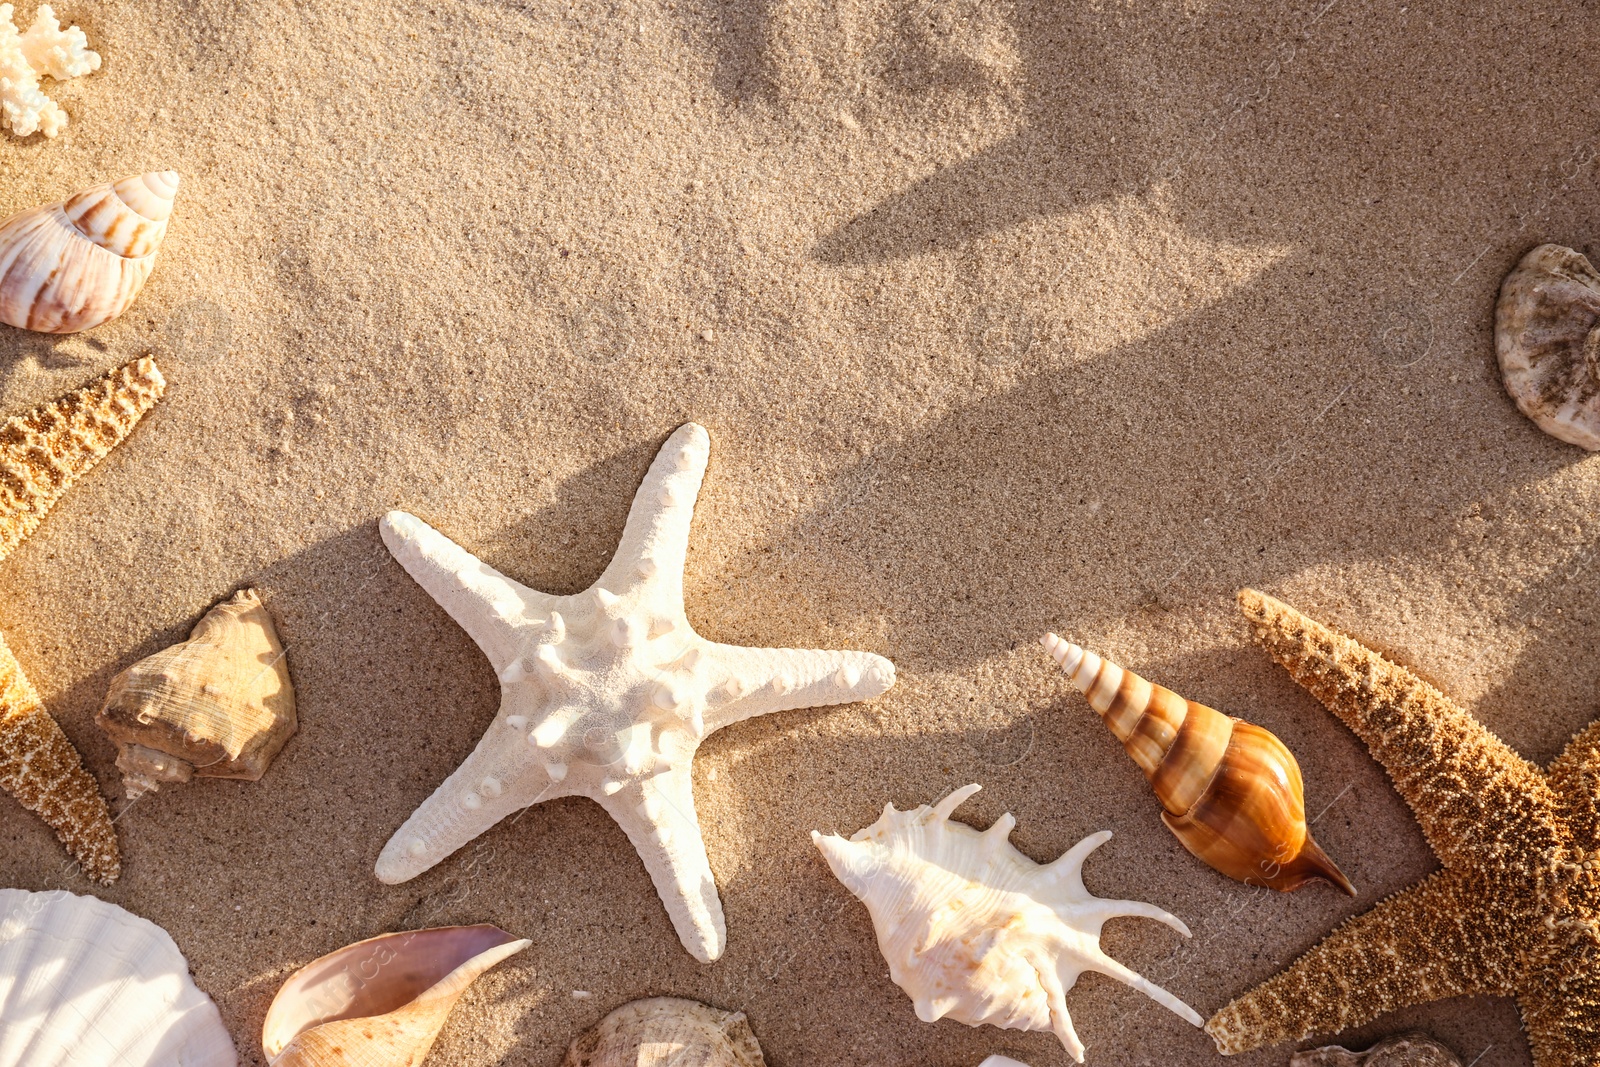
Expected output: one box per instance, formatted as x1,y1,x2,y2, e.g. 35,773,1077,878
0,356,166,883
1207,589,1600,1066
376,423,896,962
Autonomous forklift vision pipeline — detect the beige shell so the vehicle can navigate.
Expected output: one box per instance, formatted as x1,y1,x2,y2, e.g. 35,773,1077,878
1290,1032,1463,1067
1495,243,1600,449
262,925,529,1067
0,171,179,333
561,998,767,1067
96,588,295,799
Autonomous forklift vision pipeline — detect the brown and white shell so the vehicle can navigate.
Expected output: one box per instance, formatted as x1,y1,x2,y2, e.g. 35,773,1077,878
562,998,767,1067
1289,1032,1463,1067
0,171,179,333
96,588,295,799
1495,243,1600,449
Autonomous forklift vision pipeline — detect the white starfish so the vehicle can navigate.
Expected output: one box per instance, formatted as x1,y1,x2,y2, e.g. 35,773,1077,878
375,423,896,962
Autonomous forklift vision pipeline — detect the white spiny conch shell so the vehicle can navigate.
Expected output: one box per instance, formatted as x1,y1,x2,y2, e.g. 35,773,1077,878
96,588,296,799
0,170,179,333
262,925,529,1067
1495,243,1600,448
0,888,236,1066
812,784,1202,1064
560,997,767,1066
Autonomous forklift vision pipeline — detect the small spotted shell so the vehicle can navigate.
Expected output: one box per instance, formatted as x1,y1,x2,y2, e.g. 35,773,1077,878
95,588,296,799
1495,243,1600,449
1290,1032,1463,1067
0,171,179,333
561,997,767,1067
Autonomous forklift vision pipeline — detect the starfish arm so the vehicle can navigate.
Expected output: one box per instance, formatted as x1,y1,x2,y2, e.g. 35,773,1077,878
596,423,709,606
1519,933,1600,1067
0,635,119,883
1206,868,1525,1054
601,765,727,963
700,644,896,732
375,711,568,884
1238,589,1563,871
1548,718,1600,834
380,511,554,675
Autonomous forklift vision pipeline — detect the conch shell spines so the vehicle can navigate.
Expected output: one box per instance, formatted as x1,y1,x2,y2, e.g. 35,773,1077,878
813,784,1201,1063
1042,634,1353,896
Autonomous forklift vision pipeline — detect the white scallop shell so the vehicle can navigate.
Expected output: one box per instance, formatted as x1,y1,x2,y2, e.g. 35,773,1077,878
0,171,179,333
812,784,1201,1064
0,888,236,1066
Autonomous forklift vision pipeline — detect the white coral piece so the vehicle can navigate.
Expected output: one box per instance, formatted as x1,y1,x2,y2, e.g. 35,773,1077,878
0,4,98,138
813,784,1202,1063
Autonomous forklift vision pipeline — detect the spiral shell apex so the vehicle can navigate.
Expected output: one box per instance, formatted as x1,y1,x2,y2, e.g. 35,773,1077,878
1041,633,1353,896
262,925,529,1066
0,170,180,333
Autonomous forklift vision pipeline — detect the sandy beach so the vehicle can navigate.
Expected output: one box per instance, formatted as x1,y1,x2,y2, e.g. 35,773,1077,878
0,0,1598,1063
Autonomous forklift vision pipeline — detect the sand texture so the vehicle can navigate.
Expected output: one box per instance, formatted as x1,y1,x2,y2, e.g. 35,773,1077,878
0,0,1596,1064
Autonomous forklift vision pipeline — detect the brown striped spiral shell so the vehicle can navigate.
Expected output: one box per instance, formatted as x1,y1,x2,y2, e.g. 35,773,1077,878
1041,633,1353,895
0,171,179,334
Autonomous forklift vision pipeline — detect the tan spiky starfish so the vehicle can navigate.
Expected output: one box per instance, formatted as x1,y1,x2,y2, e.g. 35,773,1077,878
1206,589,1600,1066
0,357,166,883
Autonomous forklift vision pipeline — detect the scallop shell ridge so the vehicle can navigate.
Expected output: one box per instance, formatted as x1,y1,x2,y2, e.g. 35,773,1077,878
0,888,236,1066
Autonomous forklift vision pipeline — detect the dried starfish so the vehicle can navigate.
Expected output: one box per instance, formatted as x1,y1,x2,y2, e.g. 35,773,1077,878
376,423,896,962
0,357,166,883
1207,589,1600,1066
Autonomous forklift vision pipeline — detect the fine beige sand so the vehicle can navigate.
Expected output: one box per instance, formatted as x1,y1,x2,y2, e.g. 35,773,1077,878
1,1,1598,1064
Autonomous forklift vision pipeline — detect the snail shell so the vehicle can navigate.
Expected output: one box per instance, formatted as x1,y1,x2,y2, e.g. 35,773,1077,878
0,170,179,333
1290,1032,1463,1067
561,997,767,1067
96,588,296,799
1041,634,1353,896
1495,243,1600,449
262,925,529,1067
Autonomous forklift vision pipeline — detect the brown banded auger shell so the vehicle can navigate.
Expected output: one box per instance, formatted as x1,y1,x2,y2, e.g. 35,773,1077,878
562,998,767,1067
1495,243,1600,449
1290,1032,1463,1067
1041,634,1353,896
96,588,295,799
262,925,530,1067
0,170,179,333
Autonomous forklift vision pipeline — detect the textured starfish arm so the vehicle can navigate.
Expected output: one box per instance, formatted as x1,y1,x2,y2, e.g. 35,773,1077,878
1238,589,1562,870
0,356,165,564
0,634,119,882
597,423,709,605
1206,869,1522,1054
375,721,567,884
1520,936,1600,1067
602,766,727,963
380,511,553,674
1548,719,1600,835
701,644,896,731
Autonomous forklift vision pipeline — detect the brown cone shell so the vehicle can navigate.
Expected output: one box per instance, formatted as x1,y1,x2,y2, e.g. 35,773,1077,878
1042,633,1354,895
